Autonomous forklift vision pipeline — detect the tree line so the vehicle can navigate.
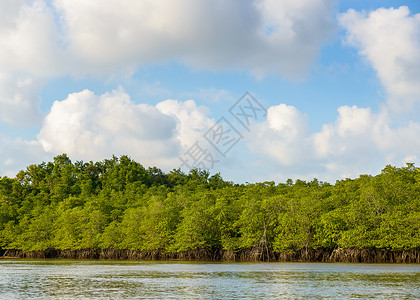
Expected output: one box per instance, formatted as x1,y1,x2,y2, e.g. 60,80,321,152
0,154,419,256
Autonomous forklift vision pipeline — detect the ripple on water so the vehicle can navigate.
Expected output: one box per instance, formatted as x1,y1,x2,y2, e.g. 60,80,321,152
0,261,419,299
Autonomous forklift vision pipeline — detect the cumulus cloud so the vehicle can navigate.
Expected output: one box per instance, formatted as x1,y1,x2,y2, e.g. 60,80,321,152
339,6,420,111
249,104,310,165
37,88,214,168
156,99,214,149
38,88,178,166
248,104,420,181
313,106,376,159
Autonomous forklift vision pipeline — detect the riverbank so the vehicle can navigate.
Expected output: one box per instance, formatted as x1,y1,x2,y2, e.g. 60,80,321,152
1,247,419,263
2,158,419,263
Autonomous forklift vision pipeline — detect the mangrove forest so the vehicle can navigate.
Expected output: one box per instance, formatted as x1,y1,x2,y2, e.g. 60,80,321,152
0,154,419,263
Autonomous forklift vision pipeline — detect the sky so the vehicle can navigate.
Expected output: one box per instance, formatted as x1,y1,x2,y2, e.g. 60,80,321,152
1,0,420,183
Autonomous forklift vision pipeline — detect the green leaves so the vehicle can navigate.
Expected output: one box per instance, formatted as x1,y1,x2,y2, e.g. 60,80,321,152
0,155,419,254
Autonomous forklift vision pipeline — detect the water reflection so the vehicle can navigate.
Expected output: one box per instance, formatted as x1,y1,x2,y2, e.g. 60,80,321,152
0,260,419,299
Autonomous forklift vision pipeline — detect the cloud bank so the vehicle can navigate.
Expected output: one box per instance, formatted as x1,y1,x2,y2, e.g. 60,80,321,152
0,0,335,78
248,104,420,181
339,6,420,111
1,2,420,183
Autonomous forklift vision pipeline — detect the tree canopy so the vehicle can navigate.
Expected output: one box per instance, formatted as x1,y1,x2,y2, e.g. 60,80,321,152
0,155,419,253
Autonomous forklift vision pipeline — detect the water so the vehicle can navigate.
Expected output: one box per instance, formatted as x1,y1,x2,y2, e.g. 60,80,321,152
0,260,419,299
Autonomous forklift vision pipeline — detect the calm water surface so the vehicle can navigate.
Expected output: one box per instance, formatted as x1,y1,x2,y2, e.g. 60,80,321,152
0,260,419,299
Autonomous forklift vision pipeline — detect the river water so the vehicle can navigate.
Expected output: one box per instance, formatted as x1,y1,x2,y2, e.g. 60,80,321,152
0,260,419,299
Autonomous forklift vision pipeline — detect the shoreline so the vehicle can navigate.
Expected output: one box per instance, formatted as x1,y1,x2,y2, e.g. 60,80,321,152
1,248,419,263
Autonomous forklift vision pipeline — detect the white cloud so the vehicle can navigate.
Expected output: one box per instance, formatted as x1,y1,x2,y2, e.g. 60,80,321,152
248,103,420,182
336,106,372,136
249,104,310,165
0,0,336,78
52,0,335,78
0,0,335,139
38,88,181,167
339,6,420,111
37,88,214,169
313,106,376,159
3,0,420,183
0,0,63,76
0,1,60,128
156,99,214,149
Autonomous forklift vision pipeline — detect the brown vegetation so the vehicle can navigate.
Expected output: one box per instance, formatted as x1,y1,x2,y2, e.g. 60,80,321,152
2,247,419,263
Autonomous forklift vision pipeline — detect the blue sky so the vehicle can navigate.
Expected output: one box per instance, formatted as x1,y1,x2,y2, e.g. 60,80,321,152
1,0,420,183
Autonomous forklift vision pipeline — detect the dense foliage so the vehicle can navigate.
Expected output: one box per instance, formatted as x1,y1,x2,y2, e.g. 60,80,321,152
0,154,419,253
